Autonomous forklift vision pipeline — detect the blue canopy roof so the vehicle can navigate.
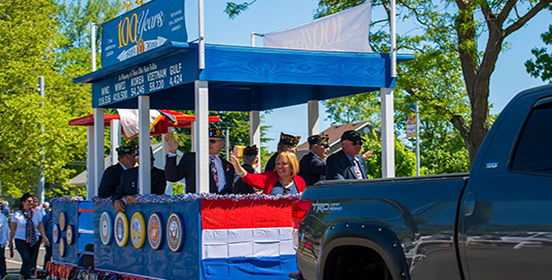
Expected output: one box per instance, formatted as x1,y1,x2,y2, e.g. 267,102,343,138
75,42,413,111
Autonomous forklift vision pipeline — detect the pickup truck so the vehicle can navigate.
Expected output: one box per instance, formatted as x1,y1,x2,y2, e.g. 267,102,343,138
290,85,552,280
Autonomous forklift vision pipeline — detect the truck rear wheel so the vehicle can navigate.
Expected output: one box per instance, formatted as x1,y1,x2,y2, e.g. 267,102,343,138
325,245,393,280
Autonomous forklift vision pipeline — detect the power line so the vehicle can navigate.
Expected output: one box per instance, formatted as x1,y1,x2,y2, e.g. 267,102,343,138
0,85,37,95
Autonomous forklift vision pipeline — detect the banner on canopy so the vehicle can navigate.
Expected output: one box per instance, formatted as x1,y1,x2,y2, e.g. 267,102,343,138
101,0,187,68
263,2,372,52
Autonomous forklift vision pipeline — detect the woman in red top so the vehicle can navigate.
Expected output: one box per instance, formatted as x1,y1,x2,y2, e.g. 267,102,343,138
231,150,306,194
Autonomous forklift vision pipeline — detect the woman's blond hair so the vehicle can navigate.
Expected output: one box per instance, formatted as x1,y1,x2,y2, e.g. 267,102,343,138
275,151,300,177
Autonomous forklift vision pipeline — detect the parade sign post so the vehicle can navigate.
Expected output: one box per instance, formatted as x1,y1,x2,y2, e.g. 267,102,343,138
101,0,187,68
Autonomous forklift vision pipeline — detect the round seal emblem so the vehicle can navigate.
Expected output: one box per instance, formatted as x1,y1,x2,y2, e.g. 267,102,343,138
148,213,163,250
100,212,112,245
59,237,66,257
52,224,60,244
66,225,75,245
114,212,129,247
131,212,146,249
59,212,67,231
166,213,185,252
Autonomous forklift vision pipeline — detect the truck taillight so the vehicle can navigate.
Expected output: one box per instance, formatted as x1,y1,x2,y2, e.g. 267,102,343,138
291,199,312,229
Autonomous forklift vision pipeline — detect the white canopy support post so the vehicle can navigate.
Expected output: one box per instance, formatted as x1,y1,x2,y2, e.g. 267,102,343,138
308,100,320,136
110,119,121,165
38,76,45,204
162,130,174,195
195,80,209,193
138,96,151,195
390,0,397,78
225,128,230,161
91,23,96,72
381,88,395,178
86,127,96,200
250,111,261,173
93,108,105,197
198,0,205,69
191,121,196,152
250,31,255,47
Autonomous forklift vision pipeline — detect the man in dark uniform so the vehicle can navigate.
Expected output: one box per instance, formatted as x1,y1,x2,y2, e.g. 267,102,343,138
265,132,300,172
97,145,137,198
232,145,260,194
299,134,330,185
113,147,167,211
164,127,235,194
326,130,369,180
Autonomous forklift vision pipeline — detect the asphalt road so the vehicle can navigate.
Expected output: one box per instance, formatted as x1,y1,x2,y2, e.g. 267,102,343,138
6,245,46,279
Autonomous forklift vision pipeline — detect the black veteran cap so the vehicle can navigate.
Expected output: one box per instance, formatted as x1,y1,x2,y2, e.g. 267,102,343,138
209,127,225,139
308,134,330,146
116,145,136,157
135,146,153,157
341,130,365,142
278,132,300,147
243,145,259,156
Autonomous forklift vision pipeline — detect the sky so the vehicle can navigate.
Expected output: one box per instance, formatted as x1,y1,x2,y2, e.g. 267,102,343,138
180,0,550,152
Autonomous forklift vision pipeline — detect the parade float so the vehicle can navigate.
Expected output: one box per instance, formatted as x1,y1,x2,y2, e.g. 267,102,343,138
45,0,411,279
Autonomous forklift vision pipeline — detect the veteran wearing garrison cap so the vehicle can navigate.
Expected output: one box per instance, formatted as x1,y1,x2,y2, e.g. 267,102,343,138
113,147,167,212
164,127,235,194
298,134,330,185
326,130,371,180
98,145,137,198
265,132,300,172
232,145,261,194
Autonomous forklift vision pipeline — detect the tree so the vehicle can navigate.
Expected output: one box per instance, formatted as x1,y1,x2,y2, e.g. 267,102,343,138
227,0,552,165
525,16,552,82
0,0,122,199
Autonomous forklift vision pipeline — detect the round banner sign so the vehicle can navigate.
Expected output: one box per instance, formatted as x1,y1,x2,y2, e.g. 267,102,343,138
148,213,163,250
131,212,146,249
114,212,129,247
166,213,185,252
100,212,113,245
66,225,75,245
52,224,60,244
59,212,67,231
59,237,66,257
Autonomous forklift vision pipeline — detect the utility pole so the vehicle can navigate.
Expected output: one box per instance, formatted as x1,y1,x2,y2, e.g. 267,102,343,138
38,76,45,204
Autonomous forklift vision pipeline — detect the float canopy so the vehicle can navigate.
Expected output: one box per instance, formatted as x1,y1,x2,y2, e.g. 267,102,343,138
74,42,413,111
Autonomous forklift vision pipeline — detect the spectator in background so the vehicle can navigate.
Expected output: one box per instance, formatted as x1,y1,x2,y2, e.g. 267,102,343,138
41,210,52,267
0,199,9,218
9,193,50,280
41,202,50,213
30,195,44,274
0,207,9,280
265,132,300,172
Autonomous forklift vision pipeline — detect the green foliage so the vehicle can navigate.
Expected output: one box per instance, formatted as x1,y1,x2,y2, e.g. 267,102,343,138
362,130,417,178
526,24,552,82
224,0,258,19
0,0,122,199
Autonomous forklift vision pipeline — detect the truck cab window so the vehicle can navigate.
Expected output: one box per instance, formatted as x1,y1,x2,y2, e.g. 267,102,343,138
511,100,552,174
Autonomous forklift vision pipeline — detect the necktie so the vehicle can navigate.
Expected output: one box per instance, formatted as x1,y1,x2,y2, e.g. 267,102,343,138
210,155,219,189
23,210,37,246
353,158,363,179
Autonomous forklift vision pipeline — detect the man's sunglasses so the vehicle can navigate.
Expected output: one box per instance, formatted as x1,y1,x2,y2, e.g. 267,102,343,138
351,141,364,146
209,139,219,144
